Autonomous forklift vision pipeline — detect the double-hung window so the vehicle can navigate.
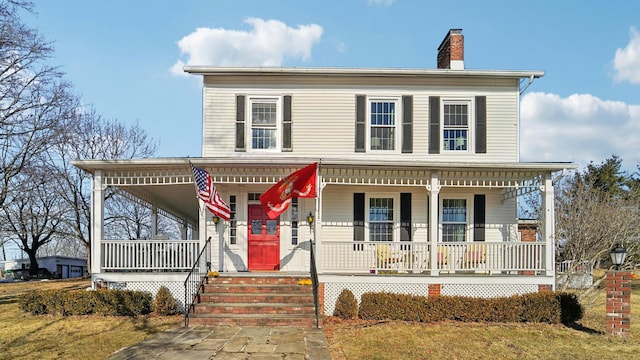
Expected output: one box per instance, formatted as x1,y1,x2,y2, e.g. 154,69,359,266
442,100,471,151
442,198,467,242
250,97,280,150
369,98,399,151
369,197,394,242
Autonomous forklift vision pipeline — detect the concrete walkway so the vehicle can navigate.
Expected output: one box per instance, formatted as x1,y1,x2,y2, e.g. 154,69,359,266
107,326,330,360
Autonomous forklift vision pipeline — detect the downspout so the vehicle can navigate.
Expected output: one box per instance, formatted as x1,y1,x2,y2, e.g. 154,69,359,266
519,75,535,95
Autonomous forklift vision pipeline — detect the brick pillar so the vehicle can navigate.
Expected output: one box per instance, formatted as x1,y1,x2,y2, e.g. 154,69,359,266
538,284,552,292
429,283,441,296
606,271,632,336
317,282,325,324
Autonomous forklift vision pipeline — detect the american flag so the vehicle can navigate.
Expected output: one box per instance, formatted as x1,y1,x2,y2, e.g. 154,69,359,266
190,163,231,221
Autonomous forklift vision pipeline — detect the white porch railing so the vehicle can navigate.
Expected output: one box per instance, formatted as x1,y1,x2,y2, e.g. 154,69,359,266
321,241,546,275
101,240,200,271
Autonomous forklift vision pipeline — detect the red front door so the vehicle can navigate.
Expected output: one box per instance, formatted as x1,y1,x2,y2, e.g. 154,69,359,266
248,204,280,270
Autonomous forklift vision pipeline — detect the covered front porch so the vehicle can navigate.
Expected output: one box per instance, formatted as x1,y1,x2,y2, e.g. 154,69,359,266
74,158,566,280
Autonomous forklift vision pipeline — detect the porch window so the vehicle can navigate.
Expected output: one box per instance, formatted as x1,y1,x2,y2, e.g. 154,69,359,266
369,197,394,241
442,198,467,242
229,195,237,245
442,100,470,151
250,97,280,150
369,98,399,151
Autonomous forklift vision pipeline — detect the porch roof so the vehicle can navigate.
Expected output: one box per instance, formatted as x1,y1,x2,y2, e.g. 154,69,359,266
72,157,576,226
72,157,575,173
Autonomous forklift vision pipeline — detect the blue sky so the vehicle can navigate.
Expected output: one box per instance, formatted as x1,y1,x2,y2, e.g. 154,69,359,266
22,0,640,171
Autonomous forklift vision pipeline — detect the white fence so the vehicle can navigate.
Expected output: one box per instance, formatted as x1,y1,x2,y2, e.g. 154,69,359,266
321,241,546,275
101,240,200,271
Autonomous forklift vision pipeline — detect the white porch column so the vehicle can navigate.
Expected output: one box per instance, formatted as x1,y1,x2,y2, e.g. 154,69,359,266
428,172,440,276
91,170,104,275
198,203,208,270
542,173,555,279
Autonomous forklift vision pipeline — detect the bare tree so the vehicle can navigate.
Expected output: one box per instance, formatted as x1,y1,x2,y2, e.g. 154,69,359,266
552,157,640,301
0,0,77,208
48,108,158,271
104,192,180,241
0,166,66,275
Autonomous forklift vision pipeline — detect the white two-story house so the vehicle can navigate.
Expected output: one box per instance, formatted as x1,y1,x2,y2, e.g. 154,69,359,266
73,29,575,316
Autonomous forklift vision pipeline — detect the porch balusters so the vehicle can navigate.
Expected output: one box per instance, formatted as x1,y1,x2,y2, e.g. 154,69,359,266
320,241,545,275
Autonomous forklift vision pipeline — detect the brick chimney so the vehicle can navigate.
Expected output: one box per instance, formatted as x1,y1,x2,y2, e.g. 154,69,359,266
437,29,464,70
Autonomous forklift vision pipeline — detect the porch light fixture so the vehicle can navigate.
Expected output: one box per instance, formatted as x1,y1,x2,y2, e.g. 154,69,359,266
610,244,627,271
307,212,314,225
212,215,220,225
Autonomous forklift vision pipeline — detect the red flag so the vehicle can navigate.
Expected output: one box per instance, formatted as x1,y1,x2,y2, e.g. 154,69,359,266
190,163,231,221
260,162,317,219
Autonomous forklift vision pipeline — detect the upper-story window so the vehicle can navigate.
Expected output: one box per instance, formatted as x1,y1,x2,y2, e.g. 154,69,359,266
250,97,280,151
369,98,399,151
442,99,471,152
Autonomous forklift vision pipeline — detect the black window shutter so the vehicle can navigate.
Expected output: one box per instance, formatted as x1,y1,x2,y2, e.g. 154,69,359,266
474,194,485,242
355,95,366,152
235,95,246,151
283,95,292,152
429,96,440,154
402,95,413,153
353,193,365,242
400,193,412,241
475,96,487,154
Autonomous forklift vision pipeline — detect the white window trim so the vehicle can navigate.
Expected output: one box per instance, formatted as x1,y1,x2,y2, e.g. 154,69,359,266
441,98,474,154
365,193,400,242
247,95,282,152
367,96,401,153
439,194,473,243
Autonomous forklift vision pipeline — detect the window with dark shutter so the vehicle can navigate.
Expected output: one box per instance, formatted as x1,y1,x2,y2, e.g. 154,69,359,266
429,96,440,154
283,95,292,152
473,194,485,242
355,95,366,152
400,193,412,241
402,96,413,153
235,95,245,151
475,96,486,154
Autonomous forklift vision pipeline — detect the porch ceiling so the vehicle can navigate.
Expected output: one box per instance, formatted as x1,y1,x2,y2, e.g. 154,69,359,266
122,183,199,225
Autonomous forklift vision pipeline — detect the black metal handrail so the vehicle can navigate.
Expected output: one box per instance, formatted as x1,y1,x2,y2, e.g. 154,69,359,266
310,240,320,328
183,236,211,327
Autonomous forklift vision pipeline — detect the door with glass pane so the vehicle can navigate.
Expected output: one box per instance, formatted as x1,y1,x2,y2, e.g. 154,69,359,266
248,204,280,270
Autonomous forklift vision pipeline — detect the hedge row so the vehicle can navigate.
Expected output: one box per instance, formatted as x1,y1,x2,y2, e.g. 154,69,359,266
18,289,153,316
350,291,581,324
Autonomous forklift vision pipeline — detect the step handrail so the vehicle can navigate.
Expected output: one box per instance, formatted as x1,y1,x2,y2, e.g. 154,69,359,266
183,236,211,327
310,240,320,328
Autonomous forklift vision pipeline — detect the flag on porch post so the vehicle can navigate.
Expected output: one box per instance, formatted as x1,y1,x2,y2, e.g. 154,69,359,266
259,162,317,219
190,163,231,221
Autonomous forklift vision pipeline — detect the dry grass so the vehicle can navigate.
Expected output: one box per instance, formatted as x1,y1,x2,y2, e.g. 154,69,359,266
324,277,640,360
0,278,181,360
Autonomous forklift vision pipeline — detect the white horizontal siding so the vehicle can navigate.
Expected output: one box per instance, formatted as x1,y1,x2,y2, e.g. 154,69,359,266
319,185,512,244
202,90,236,157
201,77,521,161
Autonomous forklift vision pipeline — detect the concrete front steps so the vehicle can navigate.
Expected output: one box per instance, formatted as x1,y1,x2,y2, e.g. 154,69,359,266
187,274,317,327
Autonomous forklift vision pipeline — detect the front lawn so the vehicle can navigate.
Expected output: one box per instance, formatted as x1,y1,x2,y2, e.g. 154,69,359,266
0,279,181,360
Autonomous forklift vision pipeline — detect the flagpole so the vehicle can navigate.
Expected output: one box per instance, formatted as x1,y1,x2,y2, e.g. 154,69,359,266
314,160,321,273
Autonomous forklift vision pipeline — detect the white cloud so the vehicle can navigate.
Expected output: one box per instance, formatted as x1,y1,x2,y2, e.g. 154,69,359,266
170,18,323,75
367,0,395,5
613,26,640,84
520,92,640,169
